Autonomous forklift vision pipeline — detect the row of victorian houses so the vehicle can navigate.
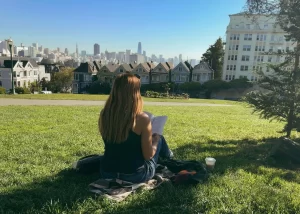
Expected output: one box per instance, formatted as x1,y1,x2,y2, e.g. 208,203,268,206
72,61,214,94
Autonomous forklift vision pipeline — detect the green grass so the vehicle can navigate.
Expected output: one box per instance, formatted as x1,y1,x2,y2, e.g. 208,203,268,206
1,104,300,213
0,94,235,104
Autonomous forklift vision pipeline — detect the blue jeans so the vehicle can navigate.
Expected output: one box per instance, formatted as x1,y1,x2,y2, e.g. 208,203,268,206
101,135,172,183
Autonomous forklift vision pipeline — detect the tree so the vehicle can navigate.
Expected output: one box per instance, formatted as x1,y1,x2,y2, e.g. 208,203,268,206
244,0,300,137
184,61,194,82
201,37,224,80
49,67,74,93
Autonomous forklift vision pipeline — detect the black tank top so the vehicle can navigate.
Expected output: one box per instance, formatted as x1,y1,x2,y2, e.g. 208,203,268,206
102,131,145,174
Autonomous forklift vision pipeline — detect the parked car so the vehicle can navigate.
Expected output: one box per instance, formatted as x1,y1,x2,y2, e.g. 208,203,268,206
41,91,52,94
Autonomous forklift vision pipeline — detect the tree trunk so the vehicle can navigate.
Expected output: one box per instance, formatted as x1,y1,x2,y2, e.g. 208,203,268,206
286,42,300,137
270,137,300,164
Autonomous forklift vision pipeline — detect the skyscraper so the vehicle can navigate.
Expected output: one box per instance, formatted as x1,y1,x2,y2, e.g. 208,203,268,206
81,50,87,57
179,54,182,62
44,48,49,55
94,43,100,55
126,49,131,63
65,48,69,56
137,42,142,55
57,47,60,52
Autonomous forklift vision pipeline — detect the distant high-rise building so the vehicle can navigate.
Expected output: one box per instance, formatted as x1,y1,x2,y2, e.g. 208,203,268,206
190,59,196,67
94,43,100,55
159,54,163,62
126,49,131,63
179,54,182,62
130,54,144,64
32,43,38,50
44,48,49,55
28,46,37,57
38,46,43,52
81,50,87,57
174,56,179,66
57,47,60,52
65,48,69,56
76,43,78,58
118,51,125,62
137,42,142,55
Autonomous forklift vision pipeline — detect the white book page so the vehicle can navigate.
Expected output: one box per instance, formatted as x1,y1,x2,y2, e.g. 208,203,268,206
151,116,168,135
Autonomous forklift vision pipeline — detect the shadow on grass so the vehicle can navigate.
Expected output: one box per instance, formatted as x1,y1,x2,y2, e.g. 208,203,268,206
1,137,300,213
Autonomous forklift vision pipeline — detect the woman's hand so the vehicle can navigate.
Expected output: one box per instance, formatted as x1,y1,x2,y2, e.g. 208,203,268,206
152,133,160,146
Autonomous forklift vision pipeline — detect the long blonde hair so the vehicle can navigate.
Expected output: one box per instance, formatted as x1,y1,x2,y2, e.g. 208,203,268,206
99,73,143,143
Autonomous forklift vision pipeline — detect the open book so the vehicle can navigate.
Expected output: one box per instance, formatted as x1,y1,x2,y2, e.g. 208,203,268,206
144,111,168,135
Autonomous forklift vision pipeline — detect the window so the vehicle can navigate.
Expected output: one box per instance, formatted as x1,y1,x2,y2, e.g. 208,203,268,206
268,56,272,62
227,65,229,70
228,55,230,60
225,75,228,80
228,75,232,81
264,24,268,29
232,75,235,80
34,70,37,75
242,55,250,61
236,45,239,50
179,67,182,71
17,81,20,87
243,45,251,51
233,65,236,71
271,35,275,41
230,34,240,40
119,69,123,73
269,46,274,52
240,65,249,71
241,65,244,71
246,24,251,29
256,46,265,51
257,34,267,41
138,68,143,72
257,56,264,62
244,34,252,41
74,73,79,80
251,76,254,81
286,47,290,52
230,65,233,70
0,81,2,86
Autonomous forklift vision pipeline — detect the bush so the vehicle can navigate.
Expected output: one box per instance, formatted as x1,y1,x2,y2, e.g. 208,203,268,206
145,90,189,99
88,81,111,94
0,87,6,94
179,82,202,92
15,87,31,94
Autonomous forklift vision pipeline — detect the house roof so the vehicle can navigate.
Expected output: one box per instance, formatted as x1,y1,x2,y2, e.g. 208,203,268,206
93,61,102,71
155,62,173,72
100,63,119,73
40,58,56,65
74,62,97,73
3,60,19,68
193,61,213,73
120,63,133,71
173,61,190,72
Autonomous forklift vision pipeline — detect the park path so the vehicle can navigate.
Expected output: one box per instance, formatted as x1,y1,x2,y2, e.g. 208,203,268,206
0,98,233,107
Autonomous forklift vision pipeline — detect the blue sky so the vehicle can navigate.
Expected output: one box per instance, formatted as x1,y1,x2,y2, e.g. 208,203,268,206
0,0,245,59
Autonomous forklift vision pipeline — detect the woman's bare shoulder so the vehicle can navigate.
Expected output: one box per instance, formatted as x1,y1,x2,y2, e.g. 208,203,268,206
136,112,150,124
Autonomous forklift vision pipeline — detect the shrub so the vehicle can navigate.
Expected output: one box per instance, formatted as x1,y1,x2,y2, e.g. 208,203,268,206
179,82,202,92
15,87,31,94
0,87,6,94
88,81,111,94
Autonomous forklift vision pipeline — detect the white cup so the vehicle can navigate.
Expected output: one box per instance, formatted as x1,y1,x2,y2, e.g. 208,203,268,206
205,157,216,170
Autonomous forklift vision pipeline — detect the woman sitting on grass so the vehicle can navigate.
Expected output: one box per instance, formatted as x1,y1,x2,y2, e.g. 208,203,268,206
98,73,173,183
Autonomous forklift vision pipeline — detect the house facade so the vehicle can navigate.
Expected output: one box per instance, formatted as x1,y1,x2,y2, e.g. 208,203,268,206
0,58,50,90
72,61,100,94
96,63,119,84
171,62,190,83
151,62,173,83
192,61,213,83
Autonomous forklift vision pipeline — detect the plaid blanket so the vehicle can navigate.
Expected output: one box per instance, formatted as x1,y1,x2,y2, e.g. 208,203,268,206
89,165,174,202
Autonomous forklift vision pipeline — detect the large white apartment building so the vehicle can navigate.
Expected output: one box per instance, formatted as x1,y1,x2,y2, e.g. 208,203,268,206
223,13,297,82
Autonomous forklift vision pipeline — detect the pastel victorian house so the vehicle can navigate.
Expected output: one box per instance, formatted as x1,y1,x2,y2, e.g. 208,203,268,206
150,62,173,83
171,61,191,83
192,61,214,83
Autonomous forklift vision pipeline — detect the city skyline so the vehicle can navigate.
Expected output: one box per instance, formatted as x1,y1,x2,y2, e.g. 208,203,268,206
0,0,245,59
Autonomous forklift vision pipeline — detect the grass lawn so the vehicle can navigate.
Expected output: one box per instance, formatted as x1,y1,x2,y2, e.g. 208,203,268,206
1,104,300,213
0,94,236,104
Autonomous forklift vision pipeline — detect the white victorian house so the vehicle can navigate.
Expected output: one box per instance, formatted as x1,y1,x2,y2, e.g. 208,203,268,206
171,62,190,83
0,58,50,90
151,62,173,83
131,62,155,84
192,61,214,83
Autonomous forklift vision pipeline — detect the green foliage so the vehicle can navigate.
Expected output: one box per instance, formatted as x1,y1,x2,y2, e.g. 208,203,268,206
140,82,170,93
15,87,31,94
88,81,111,94
179,82,202,92
228,78,253,89
244,62,300,137
201,37,224,80
1,105,300,213
145,91,189,99
0,87,6,94
49,67,74,93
